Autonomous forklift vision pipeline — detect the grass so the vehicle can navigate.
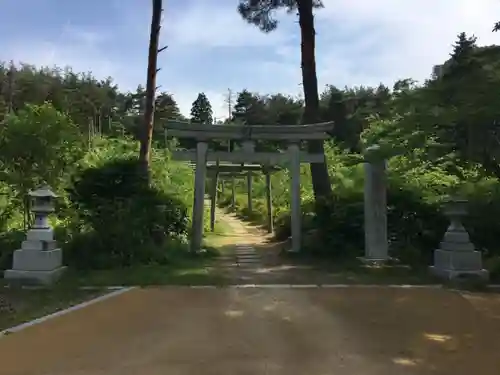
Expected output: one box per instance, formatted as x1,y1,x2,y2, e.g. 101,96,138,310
314,262,440,285
0,285,105,332
59,220,234,288
62,262,227,287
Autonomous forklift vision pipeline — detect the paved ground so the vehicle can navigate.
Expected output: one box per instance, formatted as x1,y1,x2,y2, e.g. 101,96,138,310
1,287,500,375
1,211,500,374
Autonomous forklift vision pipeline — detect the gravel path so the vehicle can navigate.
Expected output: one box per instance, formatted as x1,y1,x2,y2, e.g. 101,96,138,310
1,210,500,374
1,287,500,375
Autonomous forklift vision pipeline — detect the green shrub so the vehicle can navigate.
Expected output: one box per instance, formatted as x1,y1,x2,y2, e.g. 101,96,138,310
386,183,447,264
0,230,25,270
65,157,189,269
463,178,500,257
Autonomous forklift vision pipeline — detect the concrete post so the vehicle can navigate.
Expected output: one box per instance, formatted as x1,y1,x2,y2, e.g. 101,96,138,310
288,142,301,252
247,172,253,215
190,141,208,252
209,172,219,232
242,140,255,216
231,177,236,209
265,171,273,233
362,145,388,264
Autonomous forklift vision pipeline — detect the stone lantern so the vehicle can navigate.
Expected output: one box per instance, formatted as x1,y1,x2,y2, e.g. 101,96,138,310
4,186,66,285
30,186,57,231
430,198,488,280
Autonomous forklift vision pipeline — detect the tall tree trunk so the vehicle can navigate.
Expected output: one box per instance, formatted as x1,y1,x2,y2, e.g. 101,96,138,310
297,0,333,203
139,0,162,181
6,63,14,114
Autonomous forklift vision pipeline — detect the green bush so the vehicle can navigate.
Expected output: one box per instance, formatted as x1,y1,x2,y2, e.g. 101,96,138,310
386,183,447,264
463,179,500,257
0,230,25,270
65,157,189,269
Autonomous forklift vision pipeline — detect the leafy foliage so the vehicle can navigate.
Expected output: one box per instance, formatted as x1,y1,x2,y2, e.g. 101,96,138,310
66,157,189,269
0,103,84,196
237,0,323,32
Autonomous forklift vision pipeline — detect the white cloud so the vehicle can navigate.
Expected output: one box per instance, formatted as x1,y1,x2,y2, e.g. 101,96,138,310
164,1,289,49
3,0,500,121
61,24,112,47
314,0,500,87
164,0,500,116
3,39,118,80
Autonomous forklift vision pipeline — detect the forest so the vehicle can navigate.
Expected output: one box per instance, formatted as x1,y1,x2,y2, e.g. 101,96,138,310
1,28,500,281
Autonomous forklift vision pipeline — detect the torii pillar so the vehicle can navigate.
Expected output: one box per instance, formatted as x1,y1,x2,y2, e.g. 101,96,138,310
288,142,301,252
191,141,208,252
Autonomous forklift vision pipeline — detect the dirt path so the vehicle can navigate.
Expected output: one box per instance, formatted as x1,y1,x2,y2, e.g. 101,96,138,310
210,209,296,284
203,201,262,281
211,209,367,285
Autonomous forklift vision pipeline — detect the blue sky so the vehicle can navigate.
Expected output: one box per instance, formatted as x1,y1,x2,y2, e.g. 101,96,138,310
2,0,500,119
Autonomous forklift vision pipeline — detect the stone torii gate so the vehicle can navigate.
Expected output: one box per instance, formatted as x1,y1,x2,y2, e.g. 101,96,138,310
203,163,280,234
165,121,334,253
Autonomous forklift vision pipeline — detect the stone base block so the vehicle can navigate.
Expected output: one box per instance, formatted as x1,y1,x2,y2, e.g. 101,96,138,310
443,230,470,243
429,266,489,281
26,228,54,242
285,236,300,253
21,240,57,251
12,248,63,271
357,256,399,267
433,249,483,271
4,266,67,285
439,241,474,252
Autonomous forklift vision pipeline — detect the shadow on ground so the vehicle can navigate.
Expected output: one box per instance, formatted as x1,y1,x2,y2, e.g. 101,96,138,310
2,286,500,375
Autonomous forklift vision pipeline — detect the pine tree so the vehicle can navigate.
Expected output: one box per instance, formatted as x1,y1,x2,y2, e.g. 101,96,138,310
451,32,477,62
232,90,254,124
190,92,213,124
232,90,268,125
237,0,333,202
445,32,478,79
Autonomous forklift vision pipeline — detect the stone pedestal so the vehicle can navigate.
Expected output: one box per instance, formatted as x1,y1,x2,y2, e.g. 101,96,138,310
4,227,66,285
430,199,488,281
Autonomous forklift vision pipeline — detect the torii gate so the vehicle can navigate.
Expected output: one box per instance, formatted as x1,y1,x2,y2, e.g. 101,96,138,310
164,121,334,253
202,163,280,234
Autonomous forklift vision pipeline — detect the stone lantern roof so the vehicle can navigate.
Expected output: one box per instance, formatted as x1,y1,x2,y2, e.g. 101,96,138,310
28,185,57,198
